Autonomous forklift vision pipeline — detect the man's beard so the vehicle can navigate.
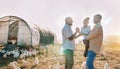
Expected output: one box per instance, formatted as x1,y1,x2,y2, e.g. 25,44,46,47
68,23,72,26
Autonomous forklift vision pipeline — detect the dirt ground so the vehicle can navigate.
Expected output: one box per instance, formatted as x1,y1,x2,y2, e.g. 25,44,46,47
0,44,120,69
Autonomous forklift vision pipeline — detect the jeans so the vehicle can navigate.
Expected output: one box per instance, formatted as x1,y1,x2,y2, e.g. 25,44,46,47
64,49,74,69
86,50,96,69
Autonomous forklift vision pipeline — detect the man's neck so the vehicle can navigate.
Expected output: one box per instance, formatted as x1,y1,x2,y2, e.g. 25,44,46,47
84,25,88,27
66,23,72,27
95,22,101,24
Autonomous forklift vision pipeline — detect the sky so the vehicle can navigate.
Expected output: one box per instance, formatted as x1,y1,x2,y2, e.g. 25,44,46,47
0,0,120,42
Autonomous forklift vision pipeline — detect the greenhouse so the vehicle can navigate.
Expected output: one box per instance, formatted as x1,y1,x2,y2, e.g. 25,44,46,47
0,16,55,47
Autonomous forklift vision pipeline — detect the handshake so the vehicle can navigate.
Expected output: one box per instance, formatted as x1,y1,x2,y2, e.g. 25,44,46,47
75,27,80,33
74,27,82,38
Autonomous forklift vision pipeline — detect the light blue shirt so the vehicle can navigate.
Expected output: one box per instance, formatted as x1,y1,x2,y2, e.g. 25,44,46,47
81,25,91,39
62,24,75,51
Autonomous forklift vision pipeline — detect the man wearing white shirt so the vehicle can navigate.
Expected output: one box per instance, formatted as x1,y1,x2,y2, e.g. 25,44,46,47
62,17,79,69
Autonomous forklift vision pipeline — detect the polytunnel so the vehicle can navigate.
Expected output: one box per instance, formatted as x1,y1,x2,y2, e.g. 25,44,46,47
35,25,56,45
0,16,56,47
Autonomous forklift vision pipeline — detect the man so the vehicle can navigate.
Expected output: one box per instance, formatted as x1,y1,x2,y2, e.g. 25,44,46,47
85,14,103,69
62,17,79,69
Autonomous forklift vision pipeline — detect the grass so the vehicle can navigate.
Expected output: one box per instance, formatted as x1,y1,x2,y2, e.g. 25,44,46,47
0,43,120,69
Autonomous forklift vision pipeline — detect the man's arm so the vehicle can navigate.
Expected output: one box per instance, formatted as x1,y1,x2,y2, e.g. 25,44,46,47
63,27,80,41
74,32,83,39
86,25,99,40
68,31,78,40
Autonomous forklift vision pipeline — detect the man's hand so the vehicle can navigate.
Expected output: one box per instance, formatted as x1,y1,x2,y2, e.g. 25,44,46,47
74,27,82,38
68,27,81,40
76,27,80,33
83,39,89,45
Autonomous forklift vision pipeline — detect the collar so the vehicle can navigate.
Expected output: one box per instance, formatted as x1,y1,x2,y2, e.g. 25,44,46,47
65,24,71,28
97,22,101,24
83,25,89,28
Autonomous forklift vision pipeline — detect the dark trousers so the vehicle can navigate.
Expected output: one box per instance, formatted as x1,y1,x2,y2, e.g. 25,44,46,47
83,39,89,57
64,49,74,69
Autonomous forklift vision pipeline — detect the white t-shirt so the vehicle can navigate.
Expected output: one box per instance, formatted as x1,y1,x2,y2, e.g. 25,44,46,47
62,24,75,51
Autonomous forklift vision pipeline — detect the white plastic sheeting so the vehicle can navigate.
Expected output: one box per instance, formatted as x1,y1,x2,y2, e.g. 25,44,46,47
31,25,40,46
17,19,32,46
0,16,55,47
0,21,9,44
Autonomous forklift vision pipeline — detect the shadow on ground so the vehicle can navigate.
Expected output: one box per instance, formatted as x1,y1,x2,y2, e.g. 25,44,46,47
0,56,18,67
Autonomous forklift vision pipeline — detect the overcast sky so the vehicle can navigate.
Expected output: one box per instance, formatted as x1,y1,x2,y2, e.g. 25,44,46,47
0,0,120,42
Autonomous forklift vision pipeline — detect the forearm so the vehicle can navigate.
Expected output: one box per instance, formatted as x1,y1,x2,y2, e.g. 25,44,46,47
68,31,78,40
75,32,82,38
